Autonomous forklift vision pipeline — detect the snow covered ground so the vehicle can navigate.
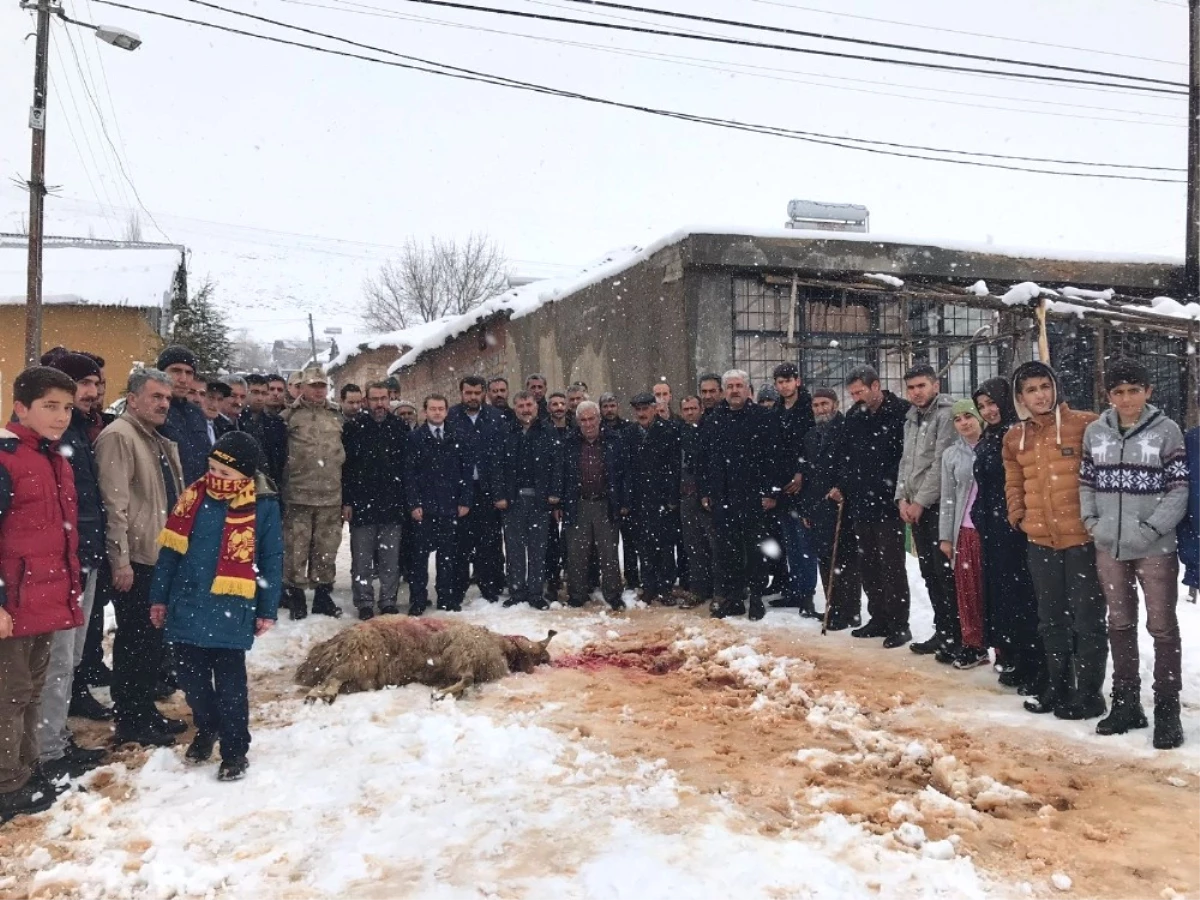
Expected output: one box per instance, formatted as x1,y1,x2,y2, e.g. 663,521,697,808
2,544,1197,899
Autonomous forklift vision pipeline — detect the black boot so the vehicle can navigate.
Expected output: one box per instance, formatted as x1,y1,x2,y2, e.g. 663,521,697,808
69,681,113,721
1153,694,1184,750
311,585,342,618
1024,674,1068,715
287,587,308,621
798,596,822,620
711,597,746,619
185,732,217,764
1096,687,1148,736
0,778,57,823
747,597,766,621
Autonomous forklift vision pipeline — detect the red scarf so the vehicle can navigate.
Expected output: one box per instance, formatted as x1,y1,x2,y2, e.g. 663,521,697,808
159,474,258,600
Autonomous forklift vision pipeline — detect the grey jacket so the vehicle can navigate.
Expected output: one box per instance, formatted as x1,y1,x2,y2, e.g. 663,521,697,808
1079,404,1190,561
895,393,958,510
938,436,978,557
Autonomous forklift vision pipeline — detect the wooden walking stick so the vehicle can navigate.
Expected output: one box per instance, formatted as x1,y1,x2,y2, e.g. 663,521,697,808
821,499,845,636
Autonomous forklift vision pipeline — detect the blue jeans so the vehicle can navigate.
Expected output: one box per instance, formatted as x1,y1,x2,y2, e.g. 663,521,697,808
174,643,250,760
779,509,819,602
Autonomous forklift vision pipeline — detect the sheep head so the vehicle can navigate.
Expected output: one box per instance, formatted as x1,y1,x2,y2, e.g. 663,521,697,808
504,630,557,674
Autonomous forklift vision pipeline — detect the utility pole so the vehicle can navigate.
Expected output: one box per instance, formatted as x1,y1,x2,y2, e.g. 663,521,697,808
1188,0,1200,298
25,0,52,368
307,313,318,367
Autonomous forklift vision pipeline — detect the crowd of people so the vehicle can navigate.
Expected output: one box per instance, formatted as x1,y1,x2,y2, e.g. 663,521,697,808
0,341,1197,821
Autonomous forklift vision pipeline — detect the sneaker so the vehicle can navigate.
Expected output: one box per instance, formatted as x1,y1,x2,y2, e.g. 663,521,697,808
185,732,217,764
850,619,888,639
882,629,912,649
69,686,114,721
909,636,942,655
217,757,249,782
953,647,991,670
934,644,959,665
357,607,375,621
0,778,57,823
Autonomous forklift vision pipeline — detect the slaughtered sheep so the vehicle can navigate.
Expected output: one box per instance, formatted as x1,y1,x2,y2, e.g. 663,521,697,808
295,616,556,703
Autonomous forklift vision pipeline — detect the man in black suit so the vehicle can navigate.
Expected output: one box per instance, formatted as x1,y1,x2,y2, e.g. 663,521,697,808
446,375,508,603
404,394,472,615
627,392,681,606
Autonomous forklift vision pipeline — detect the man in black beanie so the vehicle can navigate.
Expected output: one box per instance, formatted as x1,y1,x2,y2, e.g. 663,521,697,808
157,345,212,483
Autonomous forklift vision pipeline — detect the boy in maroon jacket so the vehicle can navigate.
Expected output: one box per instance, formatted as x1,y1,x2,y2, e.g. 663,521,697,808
0,367,83,822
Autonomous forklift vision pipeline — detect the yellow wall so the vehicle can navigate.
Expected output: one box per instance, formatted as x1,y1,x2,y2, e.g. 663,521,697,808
0,305,163,419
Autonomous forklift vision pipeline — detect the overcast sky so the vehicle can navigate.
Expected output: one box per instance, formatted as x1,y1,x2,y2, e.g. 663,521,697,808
0,0,1188,342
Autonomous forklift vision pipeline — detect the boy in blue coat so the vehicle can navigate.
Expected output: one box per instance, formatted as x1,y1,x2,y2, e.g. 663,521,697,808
149,432,283,781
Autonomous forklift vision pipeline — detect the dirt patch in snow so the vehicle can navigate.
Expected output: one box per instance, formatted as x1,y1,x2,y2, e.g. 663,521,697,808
484,613,1199,900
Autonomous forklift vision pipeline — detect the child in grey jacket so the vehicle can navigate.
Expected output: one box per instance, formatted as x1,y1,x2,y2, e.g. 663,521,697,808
1079,359,1189,749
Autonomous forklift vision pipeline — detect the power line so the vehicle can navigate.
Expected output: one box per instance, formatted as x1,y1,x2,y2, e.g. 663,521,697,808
555,0,1183,88
47,29,125,230
373,0,1187,95
739,0,1183,68
56,20,171,241
91,0,1186,181
59,22,136,217
286,0,1185,127
182,0,1188,172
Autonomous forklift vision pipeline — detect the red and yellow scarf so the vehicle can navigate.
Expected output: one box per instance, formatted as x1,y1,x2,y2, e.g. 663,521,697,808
159,474,259,600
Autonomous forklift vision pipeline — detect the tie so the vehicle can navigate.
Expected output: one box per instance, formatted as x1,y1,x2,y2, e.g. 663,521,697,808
435,427,443,442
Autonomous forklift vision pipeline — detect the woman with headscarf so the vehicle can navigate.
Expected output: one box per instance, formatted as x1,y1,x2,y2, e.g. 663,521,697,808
971,377,1044,693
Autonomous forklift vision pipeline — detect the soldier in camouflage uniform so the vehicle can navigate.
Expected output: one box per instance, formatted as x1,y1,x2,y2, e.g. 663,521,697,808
279,367,345,619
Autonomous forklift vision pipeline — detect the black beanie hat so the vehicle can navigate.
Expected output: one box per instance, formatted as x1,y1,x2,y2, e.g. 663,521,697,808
209,432,262,479
156,345,198,372
48,352,102,384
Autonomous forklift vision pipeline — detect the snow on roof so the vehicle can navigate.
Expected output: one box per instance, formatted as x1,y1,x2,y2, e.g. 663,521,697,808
328,319,457,371
388,244,647,373
0,237,184,310
386,225,1190,373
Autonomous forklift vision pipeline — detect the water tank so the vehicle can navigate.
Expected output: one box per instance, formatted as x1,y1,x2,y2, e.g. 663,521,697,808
785,200,869,233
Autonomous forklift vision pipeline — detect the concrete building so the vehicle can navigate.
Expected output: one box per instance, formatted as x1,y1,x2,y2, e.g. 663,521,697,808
0,234,186,417
387,228,1198,425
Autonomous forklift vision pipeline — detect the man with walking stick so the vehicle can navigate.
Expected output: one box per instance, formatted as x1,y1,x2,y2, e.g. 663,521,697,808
799,388,862,631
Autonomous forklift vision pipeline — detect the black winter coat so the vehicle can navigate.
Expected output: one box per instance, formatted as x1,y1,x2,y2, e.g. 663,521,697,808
973,423,1037,647
343,413,409,526
61,408,106,570
561,430,629,526
798,412,848,557
831,390,909,521
405,424,473,517
774,392,815,501
238,409,288,488
491,418,564,506
626,417,681,515
700,401,781,513
161,397,213,484
445,404,508,500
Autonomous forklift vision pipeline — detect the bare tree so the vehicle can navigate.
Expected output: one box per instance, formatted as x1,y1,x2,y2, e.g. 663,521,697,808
123,212,143,243
229,329,273,371
362,233,509,332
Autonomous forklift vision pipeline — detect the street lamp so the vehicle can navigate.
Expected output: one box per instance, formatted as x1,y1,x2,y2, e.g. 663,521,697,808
21,0,140,368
